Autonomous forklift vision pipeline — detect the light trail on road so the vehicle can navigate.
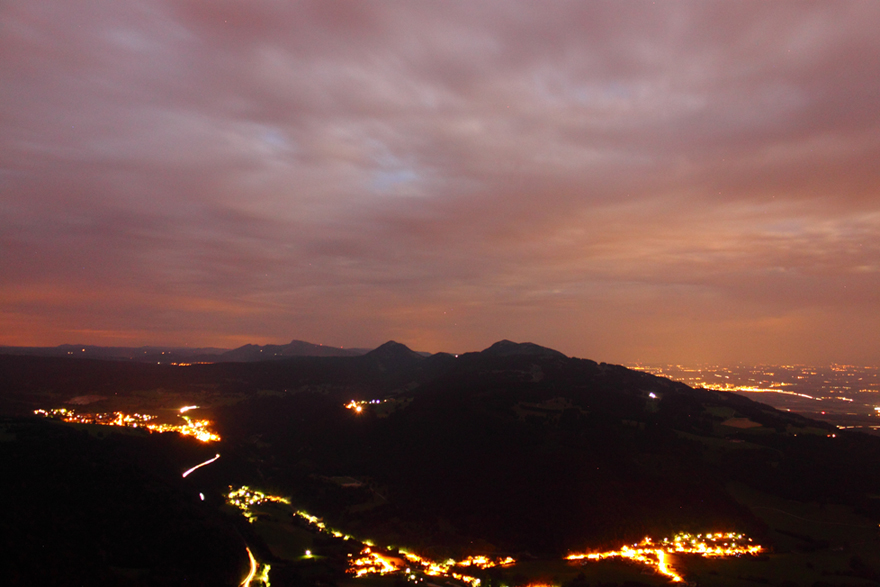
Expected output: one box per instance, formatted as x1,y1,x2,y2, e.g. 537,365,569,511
182,453,220,478
241,547,258,586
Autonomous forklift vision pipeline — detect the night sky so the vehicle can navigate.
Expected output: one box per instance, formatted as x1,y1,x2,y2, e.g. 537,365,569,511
3,1,879,365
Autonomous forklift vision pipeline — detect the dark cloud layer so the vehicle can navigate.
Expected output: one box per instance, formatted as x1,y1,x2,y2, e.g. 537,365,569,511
3,1,880,364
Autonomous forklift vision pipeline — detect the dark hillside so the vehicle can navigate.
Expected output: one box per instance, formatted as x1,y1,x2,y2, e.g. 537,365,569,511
208,345,880,556
0,417,248,586
4,342,880,561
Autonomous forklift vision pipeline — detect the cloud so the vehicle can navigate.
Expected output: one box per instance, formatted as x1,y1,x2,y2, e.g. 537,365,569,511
2,0,880,364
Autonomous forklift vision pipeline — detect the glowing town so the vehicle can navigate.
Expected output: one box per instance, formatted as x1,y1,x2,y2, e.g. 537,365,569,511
33,405,221,442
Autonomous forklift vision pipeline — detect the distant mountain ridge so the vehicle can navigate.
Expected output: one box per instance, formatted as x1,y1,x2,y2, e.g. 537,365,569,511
217,339,368,361
0,339,527,363
0,339,374,363
0,344,227,362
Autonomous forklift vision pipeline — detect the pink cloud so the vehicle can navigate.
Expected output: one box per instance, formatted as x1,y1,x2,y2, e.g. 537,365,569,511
2,1,880,364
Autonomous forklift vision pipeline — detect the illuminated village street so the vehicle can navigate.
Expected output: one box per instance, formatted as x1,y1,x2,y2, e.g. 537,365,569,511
566,533,762,583
34,405,221,442
226,484,763,586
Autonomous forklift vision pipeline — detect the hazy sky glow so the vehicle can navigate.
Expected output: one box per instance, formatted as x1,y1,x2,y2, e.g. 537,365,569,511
3,1,880,364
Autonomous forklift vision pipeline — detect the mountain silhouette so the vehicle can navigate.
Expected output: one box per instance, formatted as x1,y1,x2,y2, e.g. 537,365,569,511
361,340,427,372
480,339,567,358
219,339,365,361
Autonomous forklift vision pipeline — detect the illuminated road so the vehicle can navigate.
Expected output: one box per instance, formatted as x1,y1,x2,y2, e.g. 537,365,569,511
241,547,257,586
181,453,220,478
224,485,764,585
566,533,762,583
34,407,221,442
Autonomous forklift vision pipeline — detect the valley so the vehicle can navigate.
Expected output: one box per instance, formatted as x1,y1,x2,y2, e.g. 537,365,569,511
4,341,880,586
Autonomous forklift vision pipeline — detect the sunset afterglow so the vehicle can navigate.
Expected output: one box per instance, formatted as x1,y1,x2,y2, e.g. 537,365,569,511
3,3,880,367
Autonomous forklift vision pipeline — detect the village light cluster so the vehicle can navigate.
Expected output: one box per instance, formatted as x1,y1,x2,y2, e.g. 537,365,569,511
150,415,220,443
348,547,516,585
224,488,762,585
294,509,357,541
349,548,400,577
224,485,513,586
457,555,517,568
226,486,291,523
565,532,763,583
34,406,221,442
35,407,156,426
344,399,388,414
402,551,515,585
344,400,365,413
220,484,763,585
225,485,357,541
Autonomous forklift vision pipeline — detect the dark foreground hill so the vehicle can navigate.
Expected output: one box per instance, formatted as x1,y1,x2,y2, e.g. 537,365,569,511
3,341,880,562
210,342,880,556
0,417,248,586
